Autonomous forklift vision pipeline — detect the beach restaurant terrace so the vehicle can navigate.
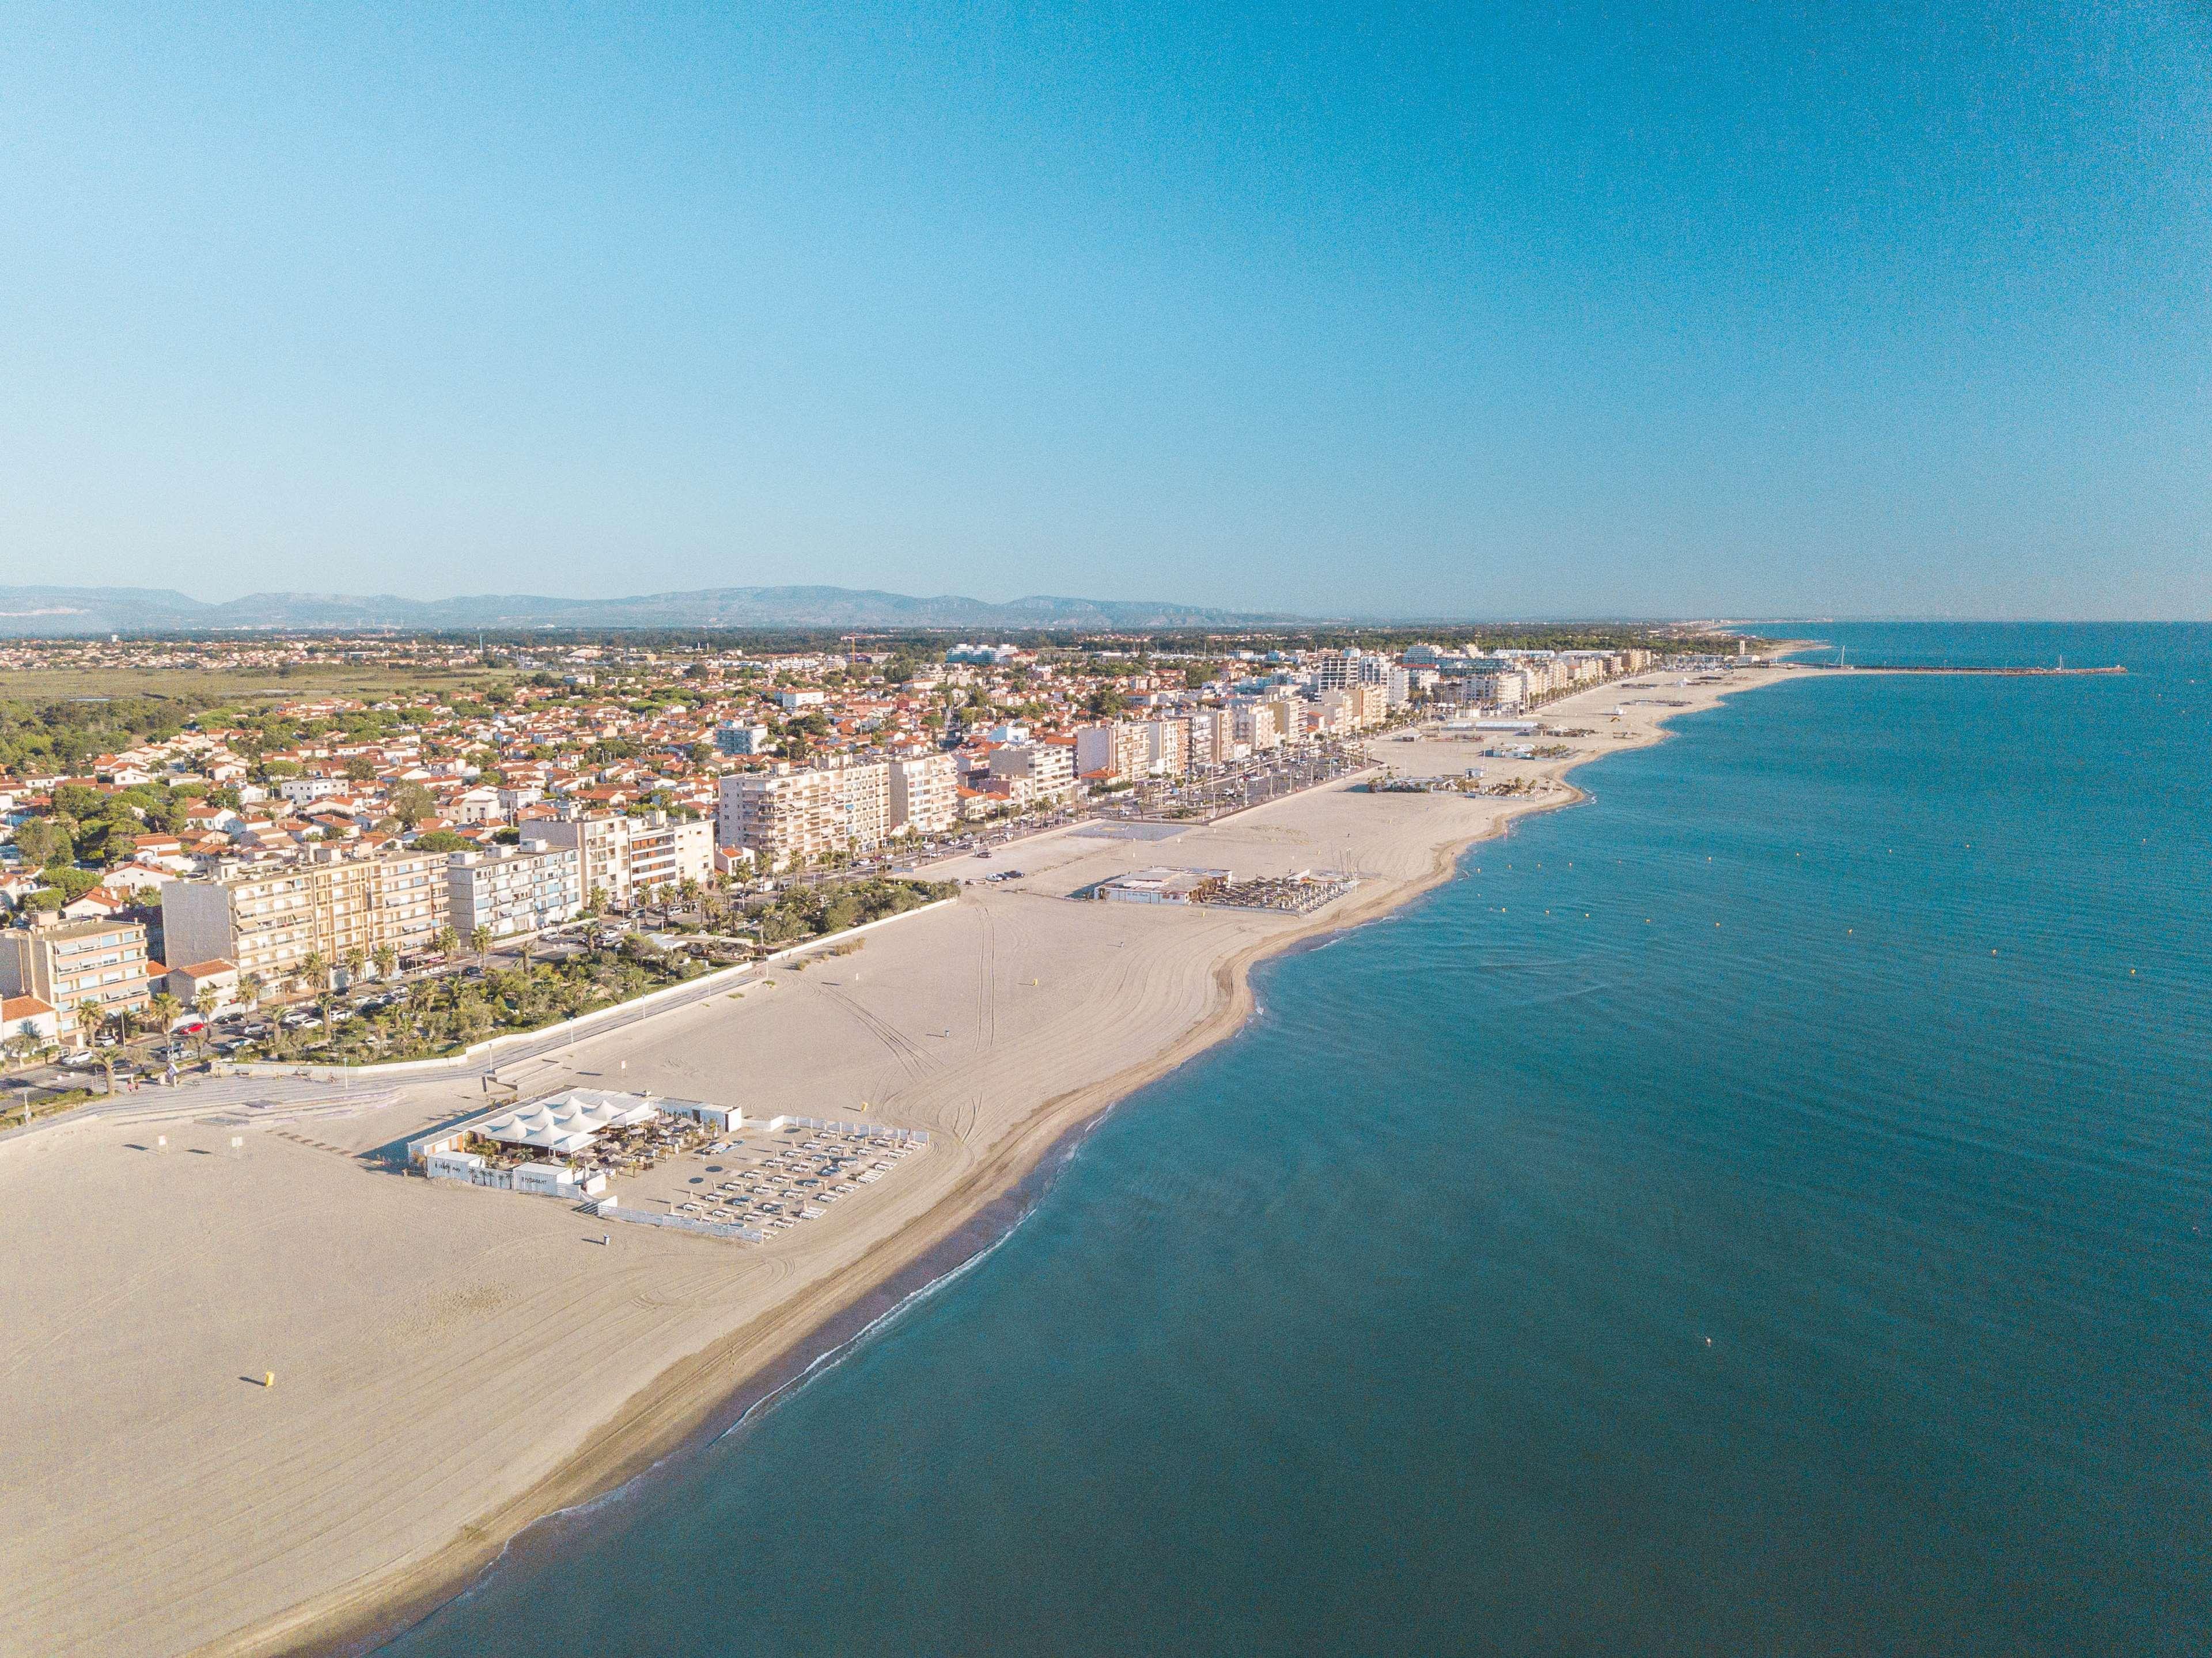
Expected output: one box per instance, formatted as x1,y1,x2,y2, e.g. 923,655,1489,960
407,1088,713,1183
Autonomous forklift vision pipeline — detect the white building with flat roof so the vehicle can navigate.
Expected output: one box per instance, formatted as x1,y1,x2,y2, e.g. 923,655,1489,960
445,840,584,941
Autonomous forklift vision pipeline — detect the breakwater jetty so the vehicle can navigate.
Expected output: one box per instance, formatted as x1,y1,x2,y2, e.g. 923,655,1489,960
1801,663,2125,676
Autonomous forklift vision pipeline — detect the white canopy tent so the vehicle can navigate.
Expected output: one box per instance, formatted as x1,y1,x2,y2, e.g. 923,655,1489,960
474,1089,664,1156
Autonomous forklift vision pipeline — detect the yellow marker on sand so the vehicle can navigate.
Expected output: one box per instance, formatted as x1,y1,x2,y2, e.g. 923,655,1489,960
264,1372,275,1388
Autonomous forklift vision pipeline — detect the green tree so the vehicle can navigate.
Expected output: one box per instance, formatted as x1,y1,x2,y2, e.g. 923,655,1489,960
12,817,70,866
388,781,436,828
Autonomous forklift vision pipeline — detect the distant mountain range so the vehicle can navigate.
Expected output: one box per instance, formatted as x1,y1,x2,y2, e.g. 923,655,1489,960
0,584,1297,637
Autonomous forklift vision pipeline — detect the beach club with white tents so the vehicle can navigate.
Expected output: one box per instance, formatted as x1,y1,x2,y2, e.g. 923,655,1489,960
474,1089,662,1156
406,1087,733,1198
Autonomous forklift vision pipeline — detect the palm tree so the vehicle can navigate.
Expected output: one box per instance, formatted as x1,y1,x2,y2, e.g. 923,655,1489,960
299,949,327,995
149,991,181,1039
238,972,263,1014
372,944,397,981
192,989,219,1057
343,946,367,989
470,925,492,964
434,925,458,960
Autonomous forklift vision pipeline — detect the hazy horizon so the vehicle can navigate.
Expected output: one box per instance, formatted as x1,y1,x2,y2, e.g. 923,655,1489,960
2,576,2200,630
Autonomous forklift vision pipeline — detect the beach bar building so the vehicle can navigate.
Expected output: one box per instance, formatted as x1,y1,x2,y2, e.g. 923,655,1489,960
406,1088,743,1200
1095,866,1231,905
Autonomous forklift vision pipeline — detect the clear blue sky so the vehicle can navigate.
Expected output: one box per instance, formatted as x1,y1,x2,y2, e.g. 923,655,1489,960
4,2,2207,618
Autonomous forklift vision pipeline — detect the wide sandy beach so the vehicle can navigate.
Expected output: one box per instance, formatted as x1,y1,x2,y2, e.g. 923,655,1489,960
0,663,1804,1658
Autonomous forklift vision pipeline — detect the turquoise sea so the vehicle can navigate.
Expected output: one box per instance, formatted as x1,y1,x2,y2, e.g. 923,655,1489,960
380,623,2211,1657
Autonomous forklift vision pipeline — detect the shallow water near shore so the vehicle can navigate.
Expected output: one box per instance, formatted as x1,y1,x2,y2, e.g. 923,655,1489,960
379,623,2212,1657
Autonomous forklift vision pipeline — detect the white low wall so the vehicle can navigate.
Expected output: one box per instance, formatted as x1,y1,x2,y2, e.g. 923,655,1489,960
227,897,956,1084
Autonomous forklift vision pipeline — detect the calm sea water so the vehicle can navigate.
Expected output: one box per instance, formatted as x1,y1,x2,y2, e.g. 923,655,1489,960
381,623,2212,1657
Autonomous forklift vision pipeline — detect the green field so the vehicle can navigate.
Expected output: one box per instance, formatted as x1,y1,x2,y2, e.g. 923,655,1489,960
0,663,514,706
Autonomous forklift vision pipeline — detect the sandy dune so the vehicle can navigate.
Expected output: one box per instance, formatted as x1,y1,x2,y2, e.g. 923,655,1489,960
0,665,1799,1658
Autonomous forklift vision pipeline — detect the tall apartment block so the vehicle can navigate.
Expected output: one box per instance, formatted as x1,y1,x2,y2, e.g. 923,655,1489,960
446,841,584,941
160,846,452,991
537,809,713,910
888,752,959,836
717,756,892,870
0,918,151,1045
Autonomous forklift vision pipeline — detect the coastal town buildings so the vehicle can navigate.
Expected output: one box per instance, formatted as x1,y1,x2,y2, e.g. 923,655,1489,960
3,627,1693,1010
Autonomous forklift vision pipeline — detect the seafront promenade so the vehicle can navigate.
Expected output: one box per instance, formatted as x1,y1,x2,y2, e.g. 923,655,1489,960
0,664,1800,1658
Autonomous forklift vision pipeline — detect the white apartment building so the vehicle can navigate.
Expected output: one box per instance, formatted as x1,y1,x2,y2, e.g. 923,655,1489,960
1467,669,1531,709
536,810,714,909
277,775,347,807
445,841,585,942
984,741,1077,801
1186,710,1244,767
717,756,892,870
1230,698,1284,752
0,918,150,1046
888,752,959,836
1317,683,1388,731
625,813,714,899
1142,718,1190,778
160,846,452,990
1073,722,1154,785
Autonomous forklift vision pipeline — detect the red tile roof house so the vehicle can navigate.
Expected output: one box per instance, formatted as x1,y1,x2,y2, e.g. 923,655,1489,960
2,994,60,1048
166,960,240,1011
